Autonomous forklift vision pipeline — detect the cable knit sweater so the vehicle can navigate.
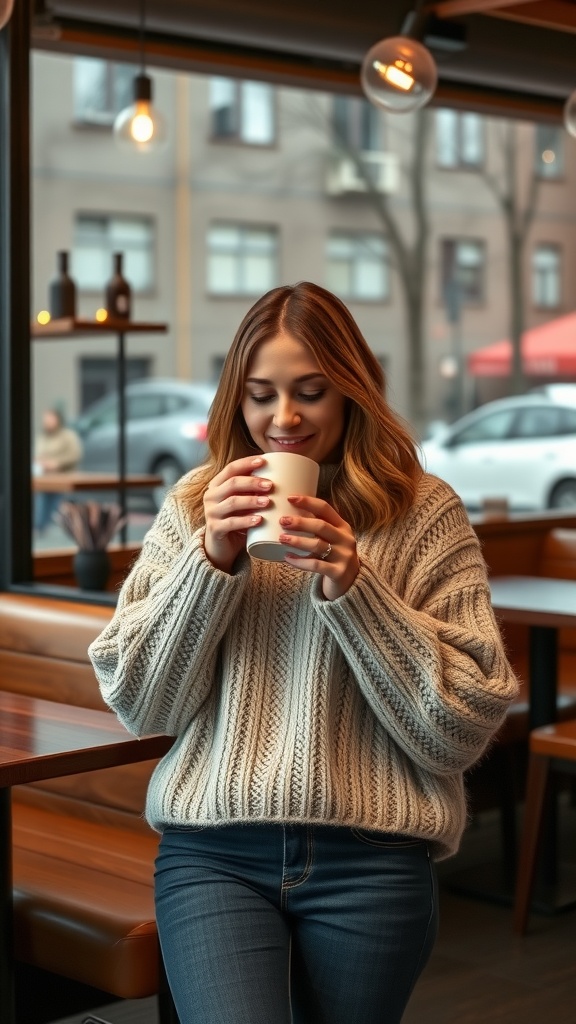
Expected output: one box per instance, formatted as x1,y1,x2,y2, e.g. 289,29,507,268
88,469,518,860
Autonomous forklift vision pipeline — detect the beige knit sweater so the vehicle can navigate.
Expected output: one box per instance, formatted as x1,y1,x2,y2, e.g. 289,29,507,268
88,470,518,860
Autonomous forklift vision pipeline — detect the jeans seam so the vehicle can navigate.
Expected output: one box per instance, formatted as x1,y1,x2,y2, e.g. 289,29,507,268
403,843,437,1002
281,826,314,909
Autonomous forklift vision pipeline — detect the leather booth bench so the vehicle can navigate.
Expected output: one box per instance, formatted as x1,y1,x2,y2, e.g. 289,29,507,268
0,593,175,1022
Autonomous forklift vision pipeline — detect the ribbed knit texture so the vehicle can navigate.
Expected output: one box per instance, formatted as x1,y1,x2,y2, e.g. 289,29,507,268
89,471,518,860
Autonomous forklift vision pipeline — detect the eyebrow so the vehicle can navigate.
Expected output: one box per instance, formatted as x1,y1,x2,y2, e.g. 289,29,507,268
245,373,327,385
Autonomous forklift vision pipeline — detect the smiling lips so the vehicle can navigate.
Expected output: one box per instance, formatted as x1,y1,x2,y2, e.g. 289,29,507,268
268,435,314,449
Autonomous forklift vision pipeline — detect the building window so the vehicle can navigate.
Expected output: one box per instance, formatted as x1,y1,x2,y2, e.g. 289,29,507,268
332,96,382,152
534,124,564,179
532,245,561,308
79,357,151,412
326,233,389,301
72,214,155,292
441,239,485,306
73,58,134,126
435,109,484,169
209,78,275,145
207,224,278,295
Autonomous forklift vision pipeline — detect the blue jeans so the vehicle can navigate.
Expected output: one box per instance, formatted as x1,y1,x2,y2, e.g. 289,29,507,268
155,822,438,1024
33,491,62,531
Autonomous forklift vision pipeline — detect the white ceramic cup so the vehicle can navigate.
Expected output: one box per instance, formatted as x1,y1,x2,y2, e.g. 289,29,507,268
247,452,320,562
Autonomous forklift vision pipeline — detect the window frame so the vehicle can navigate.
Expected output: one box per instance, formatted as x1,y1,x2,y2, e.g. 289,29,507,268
326,231,390,303
209,77,277,147
72,212,158,297
206,222,279,297
440,237,486,308
435,109,485,171
531,242,562,310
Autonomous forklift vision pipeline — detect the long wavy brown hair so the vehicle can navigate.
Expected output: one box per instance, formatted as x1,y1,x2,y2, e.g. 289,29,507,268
175,281,422,534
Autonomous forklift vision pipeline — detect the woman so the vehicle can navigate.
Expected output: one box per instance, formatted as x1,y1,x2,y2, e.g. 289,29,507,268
89,282,517,1024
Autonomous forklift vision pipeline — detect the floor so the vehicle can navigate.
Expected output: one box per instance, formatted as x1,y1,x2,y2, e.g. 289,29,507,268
21,798,576,1024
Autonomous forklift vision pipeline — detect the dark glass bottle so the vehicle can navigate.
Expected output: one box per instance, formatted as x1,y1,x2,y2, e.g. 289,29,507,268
105,252,132,320
49,250,76,319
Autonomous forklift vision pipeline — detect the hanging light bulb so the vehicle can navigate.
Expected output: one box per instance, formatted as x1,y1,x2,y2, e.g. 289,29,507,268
563,89,576,139
114,73,167,152
113,0,167,153
361,7,438,114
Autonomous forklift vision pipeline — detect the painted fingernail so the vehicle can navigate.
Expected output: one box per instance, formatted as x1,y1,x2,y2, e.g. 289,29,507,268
250,515,262,524
252,457,264,466
257,496,269,506
259,480,273,490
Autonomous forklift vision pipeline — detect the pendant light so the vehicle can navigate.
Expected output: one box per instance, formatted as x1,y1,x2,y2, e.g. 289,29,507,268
113,0,167,153
361,6,438,114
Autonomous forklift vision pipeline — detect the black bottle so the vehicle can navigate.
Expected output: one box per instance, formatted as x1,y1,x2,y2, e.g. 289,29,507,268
49,250,76,319
105,252,132,320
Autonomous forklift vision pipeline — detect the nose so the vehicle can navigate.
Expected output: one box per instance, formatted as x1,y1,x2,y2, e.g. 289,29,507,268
273,396,301,430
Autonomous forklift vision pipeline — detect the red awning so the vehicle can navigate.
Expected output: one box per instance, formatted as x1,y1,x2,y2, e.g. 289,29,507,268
467,312,576,377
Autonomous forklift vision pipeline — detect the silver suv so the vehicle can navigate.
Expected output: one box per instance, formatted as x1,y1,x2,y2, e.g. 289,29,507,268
76,378,216,509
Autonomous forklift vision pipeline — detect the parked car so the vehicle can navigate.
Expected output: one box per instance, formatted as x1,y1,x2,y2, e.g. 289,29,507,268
420,391,576,511
75,379,216,510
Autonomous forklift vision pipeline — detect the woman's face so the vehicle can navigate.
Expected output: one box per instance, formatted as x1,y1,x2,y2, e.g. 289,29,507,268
241,332,347,464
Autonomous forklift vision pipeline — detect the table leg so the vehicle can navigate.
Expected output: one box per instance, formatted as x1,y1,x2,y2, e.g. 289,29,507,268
117,330,128,545
0,787,16,1024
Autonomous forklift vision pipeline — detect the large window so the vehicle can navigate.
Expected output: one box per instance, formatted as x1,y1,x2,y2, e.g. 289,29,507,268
435,109,484,169
72,215,155,293
207,224,278,295
73,58,134,126
326,233,389,301
332,96,383,152
441,239,485,305
532,244,561,308
534,124,564,179
209,78,275,144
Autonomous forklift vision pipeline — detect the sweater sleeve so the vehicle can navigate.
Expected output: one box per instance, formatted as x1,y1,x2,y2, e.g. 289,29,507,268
88,491,250,737
311,483,519,776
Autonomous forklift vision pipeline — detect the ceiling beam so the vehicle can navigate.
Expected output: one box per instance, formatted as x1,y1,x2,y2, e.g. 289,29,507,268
430,0,540,16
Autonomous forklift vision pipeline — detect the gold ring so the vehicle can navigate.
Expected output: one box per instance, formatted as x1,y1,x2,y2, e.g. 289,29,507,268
319,544,332,560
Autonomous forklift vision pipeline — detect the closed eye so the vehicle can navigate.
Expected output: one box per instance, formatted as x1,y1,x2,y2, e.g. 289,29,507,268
250,390,326,405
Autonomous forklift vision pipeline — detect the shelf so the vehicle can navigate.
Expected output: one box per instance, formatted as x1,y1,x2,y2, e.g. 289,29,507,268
31,318,167,338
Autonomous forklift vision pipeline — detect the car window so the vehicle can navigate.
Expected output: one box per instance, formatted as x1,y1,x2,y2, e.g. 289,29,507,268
165,394,191,413
449,408,515,445
560,407,576,435
510,407,563,439
127,394,166,420
83,395,118,428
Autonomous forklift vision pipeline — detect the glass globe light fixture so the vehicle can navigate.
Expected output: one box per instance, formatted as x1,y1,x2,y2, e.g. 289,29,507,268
361,35,438,114
113,73,167,153
563,89,576,139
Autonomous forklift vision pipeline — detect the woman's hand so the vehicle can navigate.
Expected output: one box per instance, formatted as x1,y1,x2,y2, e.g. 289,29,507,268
203,456,272,573
279,495,360,601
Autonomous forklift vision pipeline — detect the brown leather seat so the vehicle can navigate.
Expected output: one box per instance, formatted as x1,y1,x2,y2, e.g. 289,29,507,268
13,802,160,998
513,718,576,934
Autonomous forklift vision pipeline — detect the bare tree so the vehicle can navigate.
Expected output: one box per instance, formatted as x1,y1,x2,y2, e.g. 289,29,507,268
331,108,432,430
480,120,541,395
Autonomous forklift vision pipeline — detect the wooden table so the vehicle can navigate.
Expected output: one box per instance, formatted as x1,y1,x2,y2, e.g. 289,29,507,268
450,576,576,912
0,691,171,1024
489,576,576,730
32,471,162,493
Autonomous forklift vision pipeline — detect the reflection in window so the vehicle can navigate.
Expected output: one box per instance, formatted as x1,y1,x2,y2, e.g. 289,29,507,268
441,239,485,305
209,78,275,144
435,109,484,168
72,214,155,292
207,224,278,295
332,96,383,152
326,233,389,301
534,124,563,179
532,245,561,308
73,58,134,126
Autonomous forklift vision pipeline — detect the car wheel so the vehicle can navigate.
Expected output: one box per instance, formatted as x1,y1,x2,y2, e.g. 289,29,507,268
151,456,185,511
548,479,576,510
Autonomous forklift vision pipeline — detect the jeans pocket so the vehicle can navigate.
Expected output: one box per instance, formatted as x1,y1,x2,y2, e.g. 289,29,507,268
350,827,426,849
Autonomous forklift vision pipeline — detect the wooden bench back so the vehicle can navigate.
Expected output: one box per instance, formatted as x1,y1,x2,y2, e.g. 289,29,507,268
0,594,155,826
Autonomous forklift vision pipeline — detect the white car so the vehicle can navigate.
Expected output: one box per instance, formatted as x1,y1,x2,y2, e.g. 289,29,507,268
420,391,576,511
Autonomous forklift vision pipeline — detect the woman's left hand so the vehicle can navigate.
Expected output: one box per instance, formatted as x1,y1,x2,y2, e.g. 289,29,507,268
279,495,360,601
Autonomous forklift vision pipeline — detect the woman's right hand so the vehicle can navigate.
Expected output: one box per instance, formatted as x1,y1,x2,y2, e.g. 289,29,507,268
203,456,272,573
